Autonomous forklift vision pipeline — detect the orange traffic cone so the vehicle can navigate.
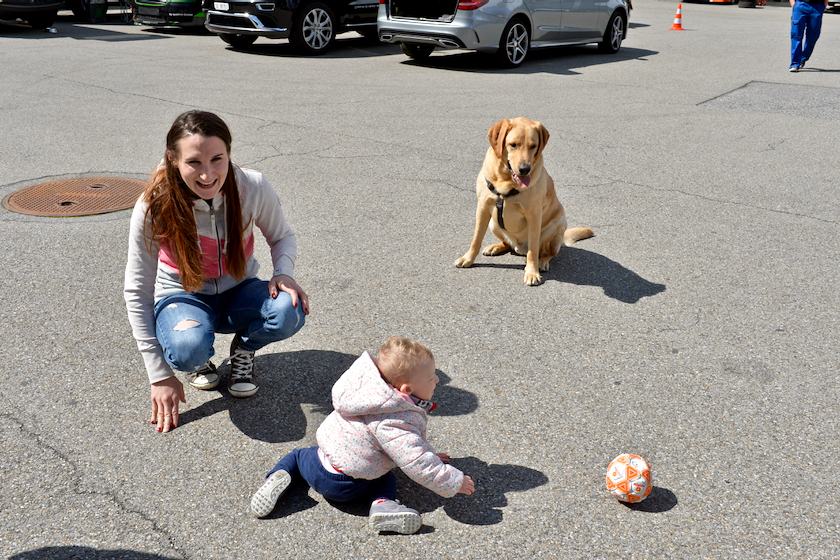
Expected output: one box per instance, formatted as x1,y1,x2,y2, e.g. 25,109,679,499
670,4,684,30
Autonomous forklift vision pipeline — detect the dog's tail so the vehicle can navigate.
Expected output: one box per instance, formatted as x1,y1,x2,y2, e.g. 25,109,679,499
564,227,595,246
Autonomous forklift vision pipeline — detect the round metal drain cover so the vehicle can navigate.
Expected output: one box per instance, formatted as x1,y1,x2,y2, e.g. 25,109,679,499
4,177,146,217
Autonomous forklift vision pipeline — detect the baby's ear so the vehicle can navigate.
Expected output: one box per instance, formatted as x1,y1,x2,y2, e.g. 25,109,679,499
398,383,413,395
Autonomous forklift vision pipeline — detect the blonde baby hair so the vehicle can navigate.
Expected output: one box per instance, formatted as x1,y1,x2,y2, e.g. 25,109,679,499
376,336,434,387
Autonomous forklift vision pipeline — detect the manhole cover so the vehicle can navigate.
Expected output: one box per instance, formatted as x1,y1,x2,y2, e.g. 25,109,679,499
3,177,147,217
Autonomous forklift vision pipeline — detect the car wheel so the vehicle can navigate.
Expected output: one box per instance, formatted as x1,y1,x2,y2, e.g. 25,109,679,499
220,33,257,48
400,42,434,61
598,11,625,54
26,11,56,29
65,0,85,19
496,19,529,68
290,2,336,55
358,27,379,42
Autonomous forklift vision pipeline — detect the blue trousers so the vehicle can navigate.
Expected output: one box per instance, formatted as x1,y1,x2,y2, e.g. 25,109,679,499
790,1,825,67
154,277,306,372
268,446,397,502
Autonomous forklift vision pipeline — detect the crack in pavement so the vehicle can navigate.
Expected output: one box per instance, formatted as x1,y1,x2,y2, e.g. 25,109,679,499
0,410,189,560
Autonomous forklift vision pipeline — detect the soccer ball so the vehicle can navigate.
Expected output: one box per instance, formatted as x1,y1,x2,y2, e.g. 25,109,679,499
606,453,652,503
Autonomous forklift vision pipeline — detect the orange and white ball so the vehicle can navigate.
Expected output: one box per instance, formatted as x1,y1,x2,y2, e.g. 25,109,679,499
606,453,652,503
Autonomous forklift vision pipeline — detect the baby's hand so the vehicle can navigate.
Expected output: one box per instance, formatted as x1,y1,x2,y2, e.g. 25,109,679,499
458,475,475,495
436,453,451,463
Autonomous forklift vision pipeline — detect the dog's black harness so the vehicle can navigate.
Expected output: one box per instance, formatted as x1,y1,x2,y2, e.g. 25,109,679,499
486,178,519,231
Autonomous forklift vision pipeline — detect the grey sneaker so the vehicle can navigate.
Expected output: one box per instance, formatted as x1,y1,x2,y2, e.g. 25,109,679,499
228,334,258,397
789,65,799,72
186,361,220,390
251,470,291,518
369,499,422,534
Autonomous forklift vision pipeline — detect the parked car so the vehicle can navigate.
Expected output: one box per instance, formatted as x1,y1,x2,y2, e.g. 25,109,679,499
377,0,629,68
204,0,378,54
0,0,63,28
129,0,206,27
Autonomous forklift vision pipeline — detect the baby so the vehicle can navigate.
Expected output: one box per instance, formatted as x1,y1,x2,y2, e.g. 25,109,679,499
250,336,474,534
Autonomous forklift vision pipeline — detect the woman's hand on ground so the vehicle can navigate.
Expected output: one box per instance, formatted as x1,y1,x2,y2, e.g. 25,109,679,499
269,274,310,315
150,376,186,433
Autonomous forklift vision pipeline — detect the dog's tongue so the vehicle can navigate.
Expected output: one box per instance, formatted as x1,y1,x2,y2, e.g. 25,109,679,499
513,173,531,189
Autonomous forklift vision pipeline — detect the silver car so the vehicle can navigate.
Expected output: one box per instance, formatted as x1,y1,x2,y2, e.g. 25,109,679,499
377,0,629,68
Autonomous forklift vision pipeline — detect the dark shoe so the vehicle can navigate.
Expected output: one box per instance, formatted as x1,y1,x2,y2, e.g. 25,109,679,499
186,361,220,390
228,334,258,397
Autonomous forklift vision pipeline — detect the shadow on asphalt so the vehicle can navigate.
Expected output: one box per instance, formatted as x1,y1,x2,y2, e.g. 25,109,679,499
178,349,479,442
324,456,548,527
397,45,659,75
470,246,666,304
219,33,401,59
621,485,678,513
9,547,176,559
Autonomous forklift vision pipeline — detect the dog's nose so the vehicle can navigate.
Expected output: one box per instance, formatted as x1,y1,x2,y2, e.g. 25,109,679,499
518,164,531,176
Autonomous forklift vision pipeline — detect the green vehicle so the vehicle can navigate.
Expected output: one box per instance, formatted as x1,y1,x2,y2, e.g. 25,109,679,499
130,0,205,26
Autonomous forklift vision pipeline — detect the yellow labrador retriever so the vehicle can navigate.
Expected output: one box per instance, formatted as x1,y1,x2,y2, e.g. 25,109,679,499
454,117,593,286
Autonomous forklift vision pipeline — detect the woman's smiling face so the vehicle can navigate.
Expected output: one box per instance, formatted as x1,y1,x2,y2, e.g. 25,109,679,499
169,134,229,200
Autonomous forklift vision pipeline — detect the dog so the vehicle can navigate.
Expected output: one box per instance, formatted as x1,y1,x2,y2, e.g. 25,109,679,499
454,117,593,286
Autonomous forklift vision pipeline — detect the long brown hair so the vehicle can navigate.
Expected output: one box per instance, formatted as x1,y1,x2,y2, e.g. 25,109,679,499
142,110,246,293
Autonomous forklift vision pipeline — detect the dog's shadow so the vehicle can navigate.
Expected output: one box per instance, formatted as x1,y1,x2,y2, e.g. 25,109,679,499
329,457,548,526
472,246,665,303
178,350,479,442
547,246,666,303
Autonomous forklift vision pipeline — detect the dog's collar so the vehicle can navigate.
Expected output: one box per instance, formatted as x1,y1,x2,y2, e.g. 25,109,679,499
486,178,519,230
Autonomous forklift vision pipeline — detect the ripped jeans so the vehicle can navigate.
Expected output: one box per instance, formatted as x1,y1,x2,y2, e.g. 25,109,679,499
153,277,306,373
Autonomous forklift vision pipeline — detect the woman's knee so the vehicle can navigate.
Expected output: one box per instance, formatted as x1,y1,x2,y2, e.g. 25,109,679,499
264,295,307,339
161,319,215,371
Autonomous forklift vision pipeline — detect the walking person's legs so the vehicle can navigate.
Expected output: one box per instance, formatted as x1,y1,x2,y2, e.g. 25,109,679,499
802,2,825,63
790,1,808,70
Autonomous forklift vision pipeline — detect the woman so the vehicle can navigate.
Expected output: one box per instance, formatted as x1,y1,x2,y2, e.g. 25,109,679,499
124,110,309,433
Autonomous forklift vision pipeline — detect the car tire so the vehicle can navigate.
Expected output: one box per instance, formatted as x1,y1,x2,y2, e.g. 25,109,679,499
219,33,257,48
358,27,379,42
400,42,434,61
290,2,336,55
26,11,56,29
496,18,529,68
65,0,85,19
597,11,625,54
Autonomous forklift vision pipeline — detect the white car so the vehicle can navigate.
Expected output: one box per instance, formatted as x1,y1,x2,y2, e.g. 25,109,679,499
378,0,630,68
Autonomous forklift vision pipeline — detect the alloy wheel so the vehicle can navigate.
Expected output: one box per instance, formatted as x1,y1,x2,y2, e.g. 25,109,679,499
301,7,334,51
504,22,528,66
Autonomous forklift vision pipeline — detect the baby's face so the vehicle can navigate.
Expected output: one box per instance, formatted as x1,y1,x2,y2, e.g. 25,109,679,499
407,359,439,401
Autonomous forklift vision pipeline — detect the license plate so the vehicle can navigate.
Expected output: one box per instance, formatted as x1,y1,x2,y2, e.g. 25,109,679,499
214,2,229,10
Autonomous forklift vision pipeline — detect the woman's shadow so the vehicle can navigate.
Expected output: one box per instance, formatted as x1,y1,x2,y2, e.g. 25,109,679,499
178,350,479,442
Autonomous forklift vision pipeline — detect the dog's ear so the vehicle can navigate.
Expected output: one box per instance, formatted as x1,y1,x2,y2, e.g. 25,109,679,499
488,119,511,160
536,122,550,156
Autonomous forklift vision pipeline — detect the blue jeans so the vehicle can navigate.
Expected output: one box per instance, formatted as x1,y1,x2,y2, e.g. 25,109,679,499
790,1,825,67
268,446,397,502
154,277,306,372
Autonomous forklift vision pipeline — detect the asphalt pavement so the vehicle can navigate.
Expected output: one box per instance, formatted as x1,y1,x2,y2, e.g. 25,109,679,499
1,1,839,558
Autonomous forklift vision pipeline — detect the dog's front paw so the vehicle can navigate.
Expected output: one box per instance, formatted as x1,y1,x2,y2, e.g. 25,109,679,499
454,256,474,268
524,271,543,286
482,243,509,256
